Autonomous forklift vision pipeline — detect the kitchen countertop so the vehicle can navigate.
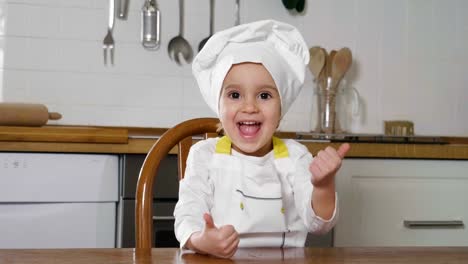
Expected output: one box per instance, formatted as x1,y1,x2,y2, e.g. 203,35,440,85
1,125,468,159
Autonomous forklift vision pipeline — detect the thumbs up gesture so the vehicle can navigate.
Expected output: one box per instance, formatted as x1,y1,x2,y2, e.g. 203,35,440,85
188,213,239,258
309,143,350,187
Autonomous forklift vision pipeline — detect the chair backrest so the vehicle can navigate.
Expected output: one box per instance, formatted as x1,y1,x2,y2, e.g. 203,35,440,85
135,117,220,252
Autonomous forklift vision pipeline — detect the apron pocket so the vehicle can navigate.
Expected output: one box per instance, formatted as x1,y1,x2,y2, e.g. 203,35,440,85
233,189,287,233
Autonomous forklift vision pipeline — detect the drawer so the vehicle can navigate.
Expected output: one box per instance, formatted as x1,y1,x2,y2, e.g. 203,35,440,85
0,202,116,248
0,153,118,202
334,159,468,246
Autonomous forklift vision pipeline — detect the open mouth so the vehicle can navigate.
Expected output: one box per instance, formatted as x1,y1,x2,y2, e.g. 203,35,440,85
237,121,261,137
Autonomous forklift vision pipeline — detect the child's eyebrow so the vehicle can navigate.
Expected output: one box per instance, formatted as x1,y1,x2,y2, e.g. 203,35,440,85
222,84,240,91
222,83,278,91
261,85,278,91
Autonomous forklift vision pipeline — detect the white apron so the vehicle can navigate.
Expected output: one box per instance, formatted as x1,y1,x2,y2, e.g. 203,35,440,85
209,136,293,247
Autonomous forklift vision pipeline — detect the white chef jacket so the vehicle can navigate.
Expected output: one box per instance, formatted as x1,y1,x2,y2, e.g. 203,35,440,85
174,136,338,248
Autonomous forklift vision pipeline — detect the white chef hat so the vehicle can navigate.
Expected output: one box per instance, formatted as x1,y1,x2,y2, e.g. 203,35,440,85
192,19,309,117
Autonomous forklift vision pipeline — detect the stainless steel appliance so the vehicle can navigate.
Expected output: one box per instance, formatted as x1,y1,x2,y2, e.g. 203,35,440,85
118,154,180,248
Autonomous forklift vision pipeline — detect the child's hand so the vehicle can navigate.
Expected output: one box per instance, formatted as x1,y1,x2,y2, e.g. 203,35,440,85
309,143,350,187
189,213,239,258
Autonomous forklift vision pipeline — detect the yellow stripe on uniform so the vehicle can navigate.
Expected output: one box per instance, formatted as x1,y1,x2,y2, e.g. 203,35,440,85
215,136,289,158
215,136,232,154
272,136,289,158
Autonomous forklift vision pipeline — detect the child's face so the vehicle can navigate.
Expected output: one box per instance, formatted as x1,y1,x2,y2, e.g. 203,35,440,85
219,63,281,157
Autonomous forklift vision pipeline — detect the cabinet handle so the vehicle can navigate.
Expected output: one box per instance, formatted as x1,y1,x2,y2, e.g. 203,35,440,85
152,216,175,221
403,220,464,228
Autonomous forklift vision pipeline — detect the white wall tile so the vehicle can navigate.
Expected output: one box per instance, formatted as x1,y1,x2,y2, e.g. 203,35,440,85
9,0,93,8
26,71,63,104
3,36,28,68
181,76,206,108
0,36,4,67
27,38,62,70
121,75,183,108
116,106,183,128
325,0,357,50
27,5,61,38
352,0,384,133
381,0,410,129
455,0,468,55
49,104,128,126
0,0,467,136
1,69,27,101
0,2,7,36
59,40,98,72
3,3,29,36
112,9,141,43
181,106,215,122
408,0,433,59
59,7,101,40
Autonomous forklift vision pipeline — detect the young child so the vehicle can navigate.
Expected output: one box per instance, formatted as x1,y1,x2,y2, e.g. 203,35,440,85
174,20,350,258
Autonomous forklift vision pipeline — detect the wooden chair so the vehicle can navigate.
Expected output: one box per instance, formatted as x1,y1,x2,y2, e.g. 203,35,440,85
135,117,220,252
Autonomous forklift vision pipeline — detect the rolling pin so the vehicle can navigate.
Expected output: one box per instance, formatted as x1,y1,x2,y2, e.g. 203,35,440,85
0,103,62,126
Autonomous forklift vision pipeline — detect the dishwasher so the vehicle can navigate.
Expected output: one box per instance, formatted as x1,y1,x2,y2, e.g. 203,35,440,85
0,152,118,248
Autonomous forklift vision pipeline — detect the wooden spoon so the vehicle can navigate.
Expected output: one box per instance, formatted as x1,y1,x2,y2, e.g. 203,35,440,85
326,50,337,78
317,49,336,90
331,47,352,90
308,46,326,80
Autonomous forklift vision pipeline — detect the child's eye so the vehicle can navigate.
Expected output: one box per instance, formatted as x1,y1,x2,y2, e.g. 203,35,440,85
259,92,272,100
228,92,240,99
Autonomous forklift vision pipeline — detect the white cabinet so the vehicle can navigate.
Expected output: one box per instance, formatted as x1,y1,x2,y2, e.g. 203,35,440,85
0,153,119,248
334,159,468,246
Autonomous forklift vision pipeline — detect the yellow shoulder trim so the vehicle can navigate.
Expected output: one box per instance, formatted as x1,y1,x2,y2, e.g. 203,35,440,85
273,137,289,158
215,136,232,155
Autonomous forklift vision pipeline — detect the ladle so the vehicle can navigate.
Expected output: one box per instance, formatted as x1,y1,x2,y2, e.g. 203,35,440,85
168,0,193,65
198,0,214,52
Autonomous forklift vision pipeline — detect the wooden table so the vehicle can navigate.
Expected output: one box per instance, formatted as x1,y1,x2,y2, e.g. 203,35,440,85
1,247,467,264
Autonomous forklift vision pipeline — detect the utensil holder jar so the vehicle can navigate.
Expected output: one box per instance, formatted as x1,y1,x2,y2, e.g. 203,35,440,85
315,77,338,134
317,94,337,133
313,75,361,134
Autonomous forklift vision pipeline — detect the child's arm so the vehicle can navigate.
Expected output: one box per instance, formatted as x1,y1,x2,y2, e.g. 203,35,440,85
309,143,350,220
174,141,240,258
185,213,239,259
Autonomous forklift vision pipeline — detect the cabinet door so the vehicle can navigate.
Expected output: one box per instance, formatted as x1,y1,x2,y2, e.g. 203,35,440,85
334,159,468,246
0,203,115,248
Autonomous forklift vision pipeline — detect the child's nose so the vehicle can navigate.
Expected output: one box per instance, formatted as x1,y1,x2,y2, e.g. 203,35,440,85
241,98,259,113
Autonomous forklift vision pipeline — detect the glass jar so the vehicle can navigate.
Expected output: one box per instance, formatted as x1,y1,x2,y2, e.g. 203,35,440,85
313,77,360,134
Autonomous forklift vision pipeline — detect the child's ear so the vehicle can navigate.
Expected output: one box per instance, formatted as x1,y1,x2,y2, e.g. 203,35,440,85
276,118,282,129
276,106,282,129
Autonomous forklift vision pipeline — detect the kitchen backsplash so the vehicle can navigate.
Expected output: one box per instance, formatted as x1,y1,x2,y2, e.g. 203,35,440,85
0,0,467,136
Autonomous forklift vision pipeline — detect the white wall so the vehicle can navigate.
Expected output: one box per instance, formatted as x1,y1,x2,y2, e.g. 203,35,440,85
0,0,467,136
